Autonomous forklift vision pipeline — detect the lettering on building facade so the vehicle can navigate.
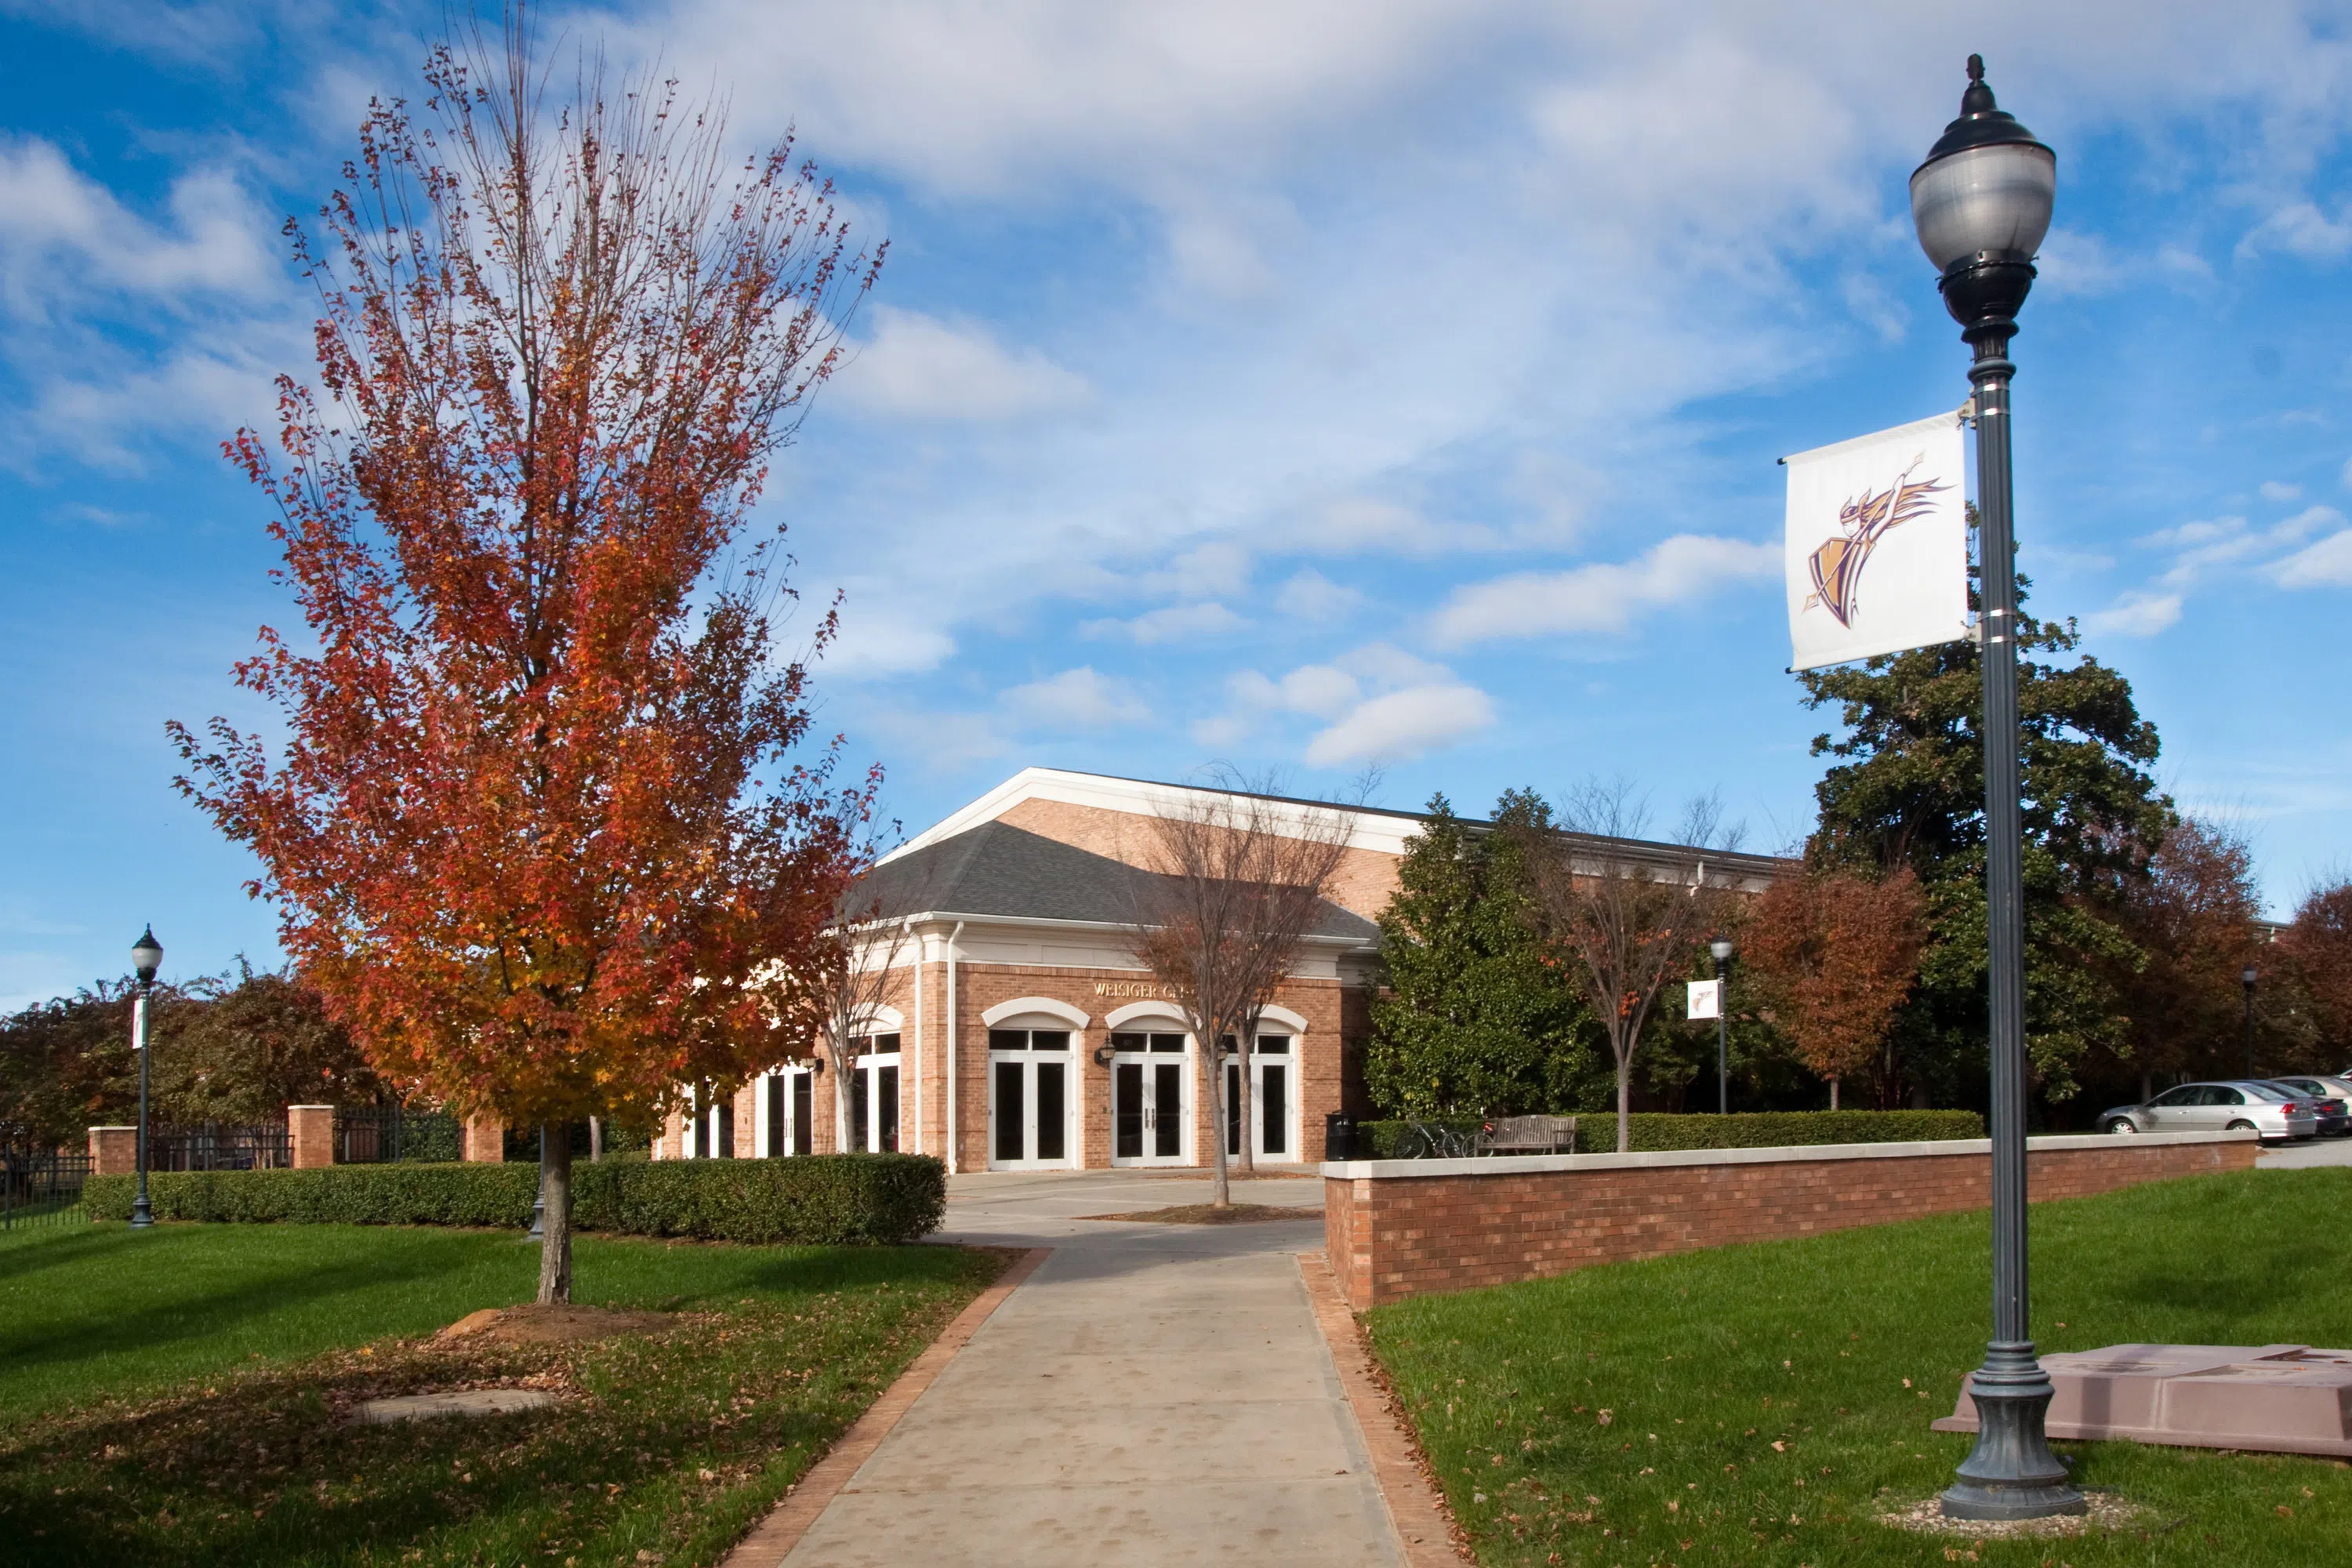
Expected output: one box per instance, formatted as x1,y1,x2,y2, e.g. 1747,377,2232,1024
1092,980,1178,1000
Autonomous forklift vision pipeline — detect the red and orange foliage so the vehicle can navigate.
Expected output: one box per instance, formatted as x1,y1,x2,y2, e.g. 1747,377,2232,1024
2278,880,2352,1062
169,39,883,1132
1743,866,1928,1108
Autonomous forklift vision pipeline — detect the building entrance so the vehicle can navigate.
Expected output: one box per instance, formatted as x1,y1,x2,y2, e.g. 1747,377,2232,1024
988,1027,1075,1169
1109,1030,1188,1165
848,1034,902,1153
1224,1033,1297,1162
760,1064,816,1156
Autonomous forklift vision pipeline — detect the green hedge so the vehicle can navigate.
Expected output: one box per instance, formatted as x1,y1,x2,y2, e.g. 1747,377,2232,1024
1351,1109,1984,1159
83,1154,945,1245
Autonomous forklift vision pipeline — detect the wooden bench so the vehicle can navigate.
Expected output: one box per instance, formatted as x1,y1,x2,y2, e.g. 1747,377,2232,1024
1477,1115,1577,1156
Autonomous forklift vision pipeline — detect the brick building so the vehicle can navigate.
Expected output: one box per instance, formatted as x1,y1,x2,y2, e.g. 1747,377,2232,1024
655,768,1784,1172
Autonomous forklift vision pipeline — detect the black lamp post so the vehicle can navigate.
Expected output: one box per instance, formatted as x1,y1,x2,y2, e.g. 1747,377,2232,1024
2241,966,2259,1078
129,926,163,1230
1912,56,2083,1523
1710,936,1734,1115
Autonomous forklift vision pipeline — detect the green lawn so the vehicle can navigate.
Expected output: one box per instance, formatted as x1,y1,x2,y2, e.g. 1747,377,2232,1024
1365,1167,2352,1567
0,1222,1004,1566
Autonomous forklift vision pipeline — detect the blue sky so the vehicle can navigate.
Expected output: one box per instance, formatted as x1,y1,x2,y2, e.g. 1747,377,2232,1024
6,2,2352,1006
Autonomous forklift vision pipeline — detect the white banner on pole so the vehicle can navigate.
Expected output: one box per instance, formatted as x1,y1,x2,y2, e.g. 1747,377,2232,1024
1784,410,1970,672
1686,978,1721,1022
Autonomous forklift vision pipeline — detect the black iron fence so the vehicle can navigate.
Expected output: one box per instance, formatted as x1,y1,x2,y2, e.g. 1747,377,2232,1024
334,1105,461,1163
149,1122,291,1172
3,1148,93,1229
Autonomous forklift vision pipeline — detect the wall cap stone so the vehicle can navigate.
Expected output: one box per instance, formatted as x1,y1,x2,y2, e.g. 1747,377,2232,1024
1319,1129,2254,1181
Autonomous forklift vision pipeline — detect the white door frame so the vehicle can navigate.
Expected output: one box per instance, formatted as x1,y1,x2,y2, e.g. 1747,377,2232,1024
1108,1030,1192,1167
985,1025,1079,1171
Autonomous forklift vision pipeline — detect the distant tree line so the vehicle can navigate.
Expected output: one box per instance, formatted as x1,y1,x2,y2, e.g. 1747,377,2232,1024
1370,570,2352,1127
0,963,377,1149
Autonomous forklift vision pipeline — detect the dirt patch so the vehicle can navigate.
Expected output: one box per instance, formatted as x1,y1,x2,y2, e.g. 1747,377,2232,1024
1079,1203,1321,1225
433,1303,679,1347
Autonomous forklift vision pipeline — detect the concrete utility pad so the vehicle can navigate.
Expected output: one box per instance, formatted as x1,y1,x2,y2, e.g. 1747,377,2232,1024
1934,1344,2352,1457
356,1388,557,1424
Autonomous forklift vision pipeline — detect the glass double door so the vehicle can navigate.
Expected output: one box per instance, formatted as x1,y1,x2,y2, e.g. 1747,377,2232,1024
989,1028,1073,1168
1224,1034,1294,1160
1110,1031,1189,1165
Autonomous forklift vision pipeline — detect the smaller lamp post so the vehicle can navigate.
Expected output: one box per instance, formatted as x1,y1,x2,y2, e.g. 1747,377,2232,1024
2241,966,2259,1079
528,1125,547,1240
129,926,163,1230
1710,936,1734,1115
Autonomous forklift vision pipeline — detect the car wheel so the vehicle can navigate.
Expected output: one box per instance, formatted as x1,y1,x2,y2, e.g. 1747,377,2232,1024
2226,1119,2259,1135
2104,1118,2138,1134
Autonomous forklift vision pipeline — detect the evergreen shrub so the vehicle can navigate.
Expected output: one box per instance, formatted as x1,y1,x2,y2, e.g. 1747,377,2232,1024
84,1153,945,1244
1348,1109,1984,1159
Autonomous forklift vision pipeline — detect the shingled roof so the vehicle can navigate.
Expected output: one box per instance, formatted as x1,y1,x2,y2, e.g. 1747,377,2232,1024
849,821,1379,943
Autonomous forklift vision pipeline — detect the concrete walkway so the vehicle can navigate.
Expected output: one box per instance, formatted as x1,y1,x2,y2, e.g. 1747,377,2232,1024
2257,1136,2352,1169
775,1170,1406,1567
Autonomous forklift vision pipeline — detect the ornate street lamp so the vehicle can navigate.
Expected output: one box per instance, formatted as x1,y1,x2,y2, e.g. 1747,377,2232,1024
1710,936,1734,1115
129,926,163,1230
1911,56,2082,1523
2241,966,2259,1078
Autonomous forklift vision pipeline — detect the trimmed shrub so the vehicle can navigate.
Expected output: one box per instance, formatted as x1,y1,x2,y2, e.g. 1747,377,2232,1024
1349,1109,1984,1159
84,1153,945,1244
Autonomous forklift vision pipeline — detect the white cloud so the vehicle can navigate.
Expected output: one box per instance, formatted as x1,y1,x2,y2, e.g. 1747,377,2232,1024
1082,601,1247,644
1272,568,1361,621
999,666,1149,728
2238,201,2352,263
831,306,1090,421
819,598,959,679
2261,480,2304,503
2034,229,2125,298
2085,590,2184,637
1305,684,1495,766
2274,531,2352,587
0,137,279,310
1429,535,1779,646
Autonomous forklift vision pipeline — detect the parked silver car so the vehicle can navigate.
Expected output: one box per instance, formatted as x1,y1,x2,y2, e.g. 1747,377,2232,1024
2267,1076,2352,1137
2099,1080,2318,1142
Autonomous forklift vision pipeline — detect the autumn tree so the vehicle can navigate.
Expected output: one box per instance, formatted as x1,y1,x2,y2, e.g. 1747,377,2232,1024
2278,878,2352,1065
1512,781,1741,1152
1127,775,1356,1206
788,873,927,1152
170,21,880,1302
2089,818,2267,1097
152,963,379,1124
1741,866,1927,1109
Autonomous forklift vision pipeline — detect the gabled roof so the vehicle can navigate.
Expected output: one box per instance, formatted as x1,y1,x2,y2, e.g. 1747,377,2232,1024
852,821,1379,943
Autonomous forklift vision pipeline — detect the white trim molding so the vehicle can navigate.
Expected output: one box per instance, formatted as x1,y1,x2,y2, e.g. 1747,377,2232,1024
981,996,1092,1029
858,1004,907,1034
1254,1004,1311,1033
1103,1000,1189,1030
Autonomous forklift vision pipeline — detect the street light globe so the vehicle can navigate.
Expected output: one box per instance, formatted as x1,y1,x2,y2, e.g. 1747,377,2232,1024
1910,56,2055,328
1710,937,1734,964
2242,965,2259,988
130,925,163,985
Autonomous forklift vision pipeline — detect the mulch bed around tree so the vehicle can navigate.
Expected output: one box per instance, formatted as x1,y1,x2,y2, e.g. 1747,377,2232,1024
1079,1203,1322,1225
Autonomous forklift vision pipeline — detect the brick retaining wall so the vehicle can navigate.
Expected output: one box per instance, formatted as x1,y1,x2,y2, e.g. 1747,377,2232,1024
1322,1131,2259,1309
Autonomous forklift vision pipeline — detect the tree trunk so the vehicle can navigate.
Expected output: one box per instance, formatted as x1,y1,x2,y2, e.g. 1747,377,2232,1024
1829,1077,1840,1111
1203,1040,1232,1207
537,1121,573,1305
589,1116,603,1163
1234,1030,1256,1178
1614,1036,1632,1153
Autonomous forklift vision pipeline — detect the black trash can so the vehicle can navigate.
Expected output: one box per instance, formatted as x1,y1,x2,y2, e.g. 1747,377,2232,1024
1323,1112,1355,1162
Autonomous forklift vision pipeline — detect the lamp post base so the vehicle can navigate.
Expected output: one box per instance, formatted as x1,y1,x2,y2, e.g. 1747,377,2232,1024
1940,1346,2085,1521
128,1200,154,1229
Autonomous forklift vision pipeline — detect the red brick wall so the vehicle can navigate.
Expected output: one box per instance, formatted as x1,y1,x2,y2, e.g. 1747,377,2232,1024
1325,1134,2259,1309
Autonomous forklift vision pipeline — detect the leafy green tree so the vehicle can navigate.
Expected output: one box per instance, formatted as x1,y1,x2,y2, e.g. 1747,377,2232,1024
0,983,142,1148
1799,565,2170,1106
1367,791,1600,1116
151,963,378,1124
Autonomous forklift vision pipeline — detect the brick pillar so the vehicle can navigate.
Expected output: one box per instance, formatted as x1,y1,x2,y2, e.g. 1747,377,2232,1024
463,1115,505,1162
288,1105,336,1169
89,1126,137,1177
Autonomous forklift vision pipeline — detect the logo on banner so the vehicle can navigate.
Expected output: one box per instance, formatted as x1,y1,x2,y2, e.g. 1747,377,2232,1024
1805,458,1951,630
1783,410,1970,673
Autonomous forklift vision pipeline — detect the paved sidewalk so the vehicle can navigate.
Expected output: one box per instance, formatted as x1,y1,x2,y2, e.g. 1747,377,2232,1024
773,1171,1406,1567
2258,1137,2352,1169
